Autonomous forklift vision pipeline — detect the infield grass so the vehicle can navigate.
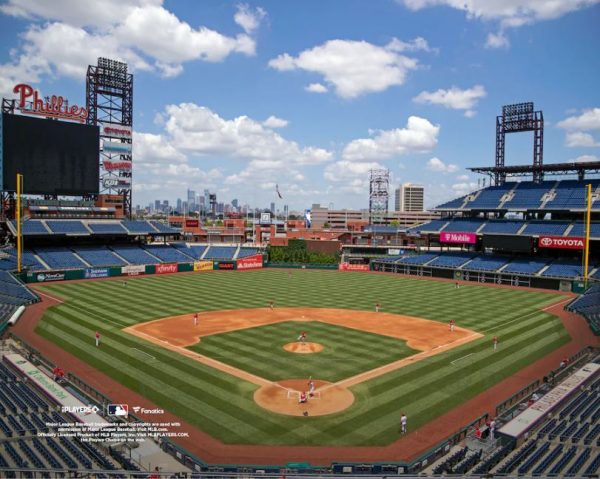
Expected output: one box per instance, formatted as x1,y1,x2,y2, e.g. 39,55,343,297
34,269,570,446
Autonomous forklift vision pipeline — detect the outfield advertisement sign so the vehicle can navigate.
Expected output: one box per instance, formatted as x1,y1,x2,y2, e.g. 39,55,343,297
36,272,65,282
185,219,199,228
193,261,213,271
156,263,178,274
339,263,370,271
538,236,584,250
84,268,109,279
440,232,477,244
103,140,132,154
122,264,145,276
215,261,235,270
236,254,263,270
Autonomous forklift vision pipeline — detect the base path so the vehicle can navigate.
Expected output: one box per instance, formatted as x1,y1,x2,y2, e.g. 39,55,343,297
283,342,323,353
10,283,598,466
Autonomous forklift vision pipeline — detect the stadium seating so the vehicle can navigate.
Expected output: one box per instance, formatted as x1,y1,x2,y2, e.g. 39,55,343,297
142,244,195,262
237,247,259,258
568,221,600,238
429,252,477,268
436,195,469,210
16,220,50,236
110,245,160,265
121,220,156,234
502,258,549,275
466,185,513,209
463,255,509,271
442,219,485,233
204,246,237,260
72,247,126,267
172,243,207,259
479,220,525,234
34,247,87,270
397,252,438,265
149,220,180,234
0,272,37,303
0,248,46,271
87,222,127,234
546,179,600,210
503,181,555,210
45,220,89,235
410,219,449,233
522,221,571,236
540,260,590,279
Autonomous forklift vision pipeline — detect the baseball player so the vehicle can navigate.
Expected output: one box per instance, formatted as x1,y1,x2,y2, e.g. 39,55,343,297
297,331,307,343
400,413,407,434
449,319,455,332
299,391,307,404
492,336,498,351
268,300,274,311
375,302,381,313
193,312,198,326
95,331,101,347
308,380,315,397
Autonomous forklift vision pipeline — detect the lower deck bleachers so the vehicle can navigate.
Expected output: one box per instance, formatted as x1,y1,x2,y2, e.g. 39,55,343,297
34,247,87,270
109,245,161,265
72,246,126,267
463,255,509,271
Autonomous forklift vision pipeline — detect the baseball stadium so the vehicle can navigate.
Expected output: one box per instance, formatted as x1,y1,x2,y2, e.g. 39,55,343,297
1,52,600,479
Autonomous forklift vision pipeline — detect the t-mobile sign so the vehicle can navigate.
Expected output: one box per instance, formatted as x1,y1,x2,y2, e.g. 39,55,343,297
440,232,477,244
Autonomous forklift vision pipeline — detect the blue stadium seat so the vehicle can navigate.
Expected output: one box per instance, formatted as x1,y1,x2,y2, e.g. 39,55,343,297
204,246,237,260
72,247,126,267
237,248,259,258
121,220,156,234
34,247,87,270
568,222,600,238
503,181,554,210
522,221,571,236
463,255,508,271
409,219,449,233
87,222,127,234
142,244,194,262
13,220,50,236
466,185,513,209
45,220,89,235
429,252,477,268
110,246,160,265
442,219,485,233
149,221,180,234
502,258,549,275
480,220,525,235
397,253,439,265
541,260,590,279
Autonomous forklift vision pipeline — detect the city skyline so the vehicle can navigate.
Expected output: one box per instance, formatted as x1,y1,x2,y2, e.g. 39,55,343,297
1,1,598,211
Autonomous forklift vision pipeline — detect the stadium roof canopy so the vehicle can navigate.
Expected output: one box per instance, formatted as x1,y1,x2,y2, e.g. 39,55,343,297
469,161,600,178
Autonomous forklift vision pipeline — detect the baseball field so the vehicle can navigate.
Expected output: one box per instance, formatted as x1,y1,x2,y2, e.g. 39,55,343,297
31,269,570,448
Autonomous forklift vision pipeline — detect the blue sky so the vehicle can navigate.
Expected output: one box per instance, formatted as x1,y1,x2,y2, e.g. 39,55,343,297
1,0,599,211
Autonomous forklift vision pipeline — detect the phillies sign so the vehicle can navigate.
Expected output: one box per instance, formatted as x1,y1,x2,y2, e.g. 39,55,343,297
440,232,477,244
538,236,584,250
13,83,88,123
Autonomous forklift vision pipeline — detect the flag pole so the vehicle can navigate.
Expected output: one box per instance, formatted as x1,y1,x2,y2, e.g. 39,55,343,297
583,183,591,288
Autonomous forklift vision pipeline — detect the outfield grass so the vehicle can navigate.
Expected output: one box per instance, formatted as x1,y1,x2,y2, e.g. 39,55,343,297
191,320,418,382
34,270,570,446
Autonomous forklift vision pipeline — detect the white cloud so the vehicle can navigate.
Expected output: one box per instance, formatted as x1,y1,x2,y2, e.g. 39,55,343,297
162,103,332,165
0,2,263,89
427,157,459,173
133,132,187,164
451,181,478,196
305,82,328,93
557,108,600,130
456,174,470,181
0,0,162,28
324,161,385,194
269,38,429,98
413,85,486,117
400,0,600,28
485,31,510,49
342,116,439,161
233,3,266,34
263,115,289,128
565,131,600,147
570,154,599,163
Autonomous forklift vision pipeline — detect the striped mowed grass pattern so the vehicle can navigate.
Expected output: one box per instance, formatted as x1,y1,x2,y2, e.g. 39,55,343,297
34,270,569,446
190,320,418,382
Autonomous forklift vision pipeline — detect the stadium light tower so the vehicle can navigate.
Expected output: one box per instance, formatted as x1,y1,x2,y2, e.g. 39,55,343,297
369,169,390,224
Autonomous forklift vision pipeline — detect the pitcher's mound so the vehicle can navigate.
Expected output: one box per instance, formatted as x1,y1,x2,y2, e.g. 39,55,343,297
254,379,354,416
283,342,323,354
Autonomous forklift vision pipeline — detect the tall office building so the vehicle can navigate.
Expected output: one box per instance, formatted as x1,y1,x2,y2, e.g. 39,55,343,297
187,189,196,211
395,183,424,212
270,202,275,213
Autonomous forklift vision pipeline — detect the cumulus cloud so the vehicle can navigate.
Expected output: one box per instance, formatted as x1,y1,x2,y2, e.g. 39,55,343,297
262,115,289,128
269,38,432,98
569,154,599,163
565,131,600,148
233,3,266,34
399,0,600,28
305,83,328,93
557,108,600,130
413,85,486,117
342,116,439,161
324,161,385,194
451,181,478,196
162,103,332,165
0,1,263,91
426,157,459,173
485,31,510,49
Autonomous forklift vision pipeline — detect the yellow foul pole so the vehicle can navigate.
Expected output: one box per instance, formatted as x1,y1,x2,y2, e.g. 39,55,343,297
583,183,591,287
16,173,23,273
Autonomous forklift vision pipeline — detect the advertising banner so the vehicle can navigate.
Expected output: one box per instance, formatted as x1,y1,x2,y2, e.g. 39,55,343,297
215,261,235,270
440,232,477,244
36,272,65,282
155,263,178,274
103,178,131,189
122,264,145,276
103,140,132,154
103,160,132,171
339,263,370,271
236,254,263,270
100,123,132,139
84,268,109,279
538,236,584,250
185,219,199,228
193,261,213,271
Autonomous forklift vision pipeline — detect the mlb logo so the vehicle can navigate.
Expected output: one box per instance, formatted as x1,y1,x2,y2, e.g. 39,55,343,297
107,404,129,417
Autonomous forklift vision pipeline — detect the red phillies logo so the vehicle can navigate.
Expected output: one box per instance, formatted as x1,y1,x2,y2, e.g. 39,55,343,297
13,83,88,123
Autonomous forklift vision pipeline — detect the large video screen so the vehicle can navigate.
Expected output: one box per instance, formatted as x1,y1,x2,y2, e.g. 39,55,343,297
1,113,99,195
482,234,532,253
